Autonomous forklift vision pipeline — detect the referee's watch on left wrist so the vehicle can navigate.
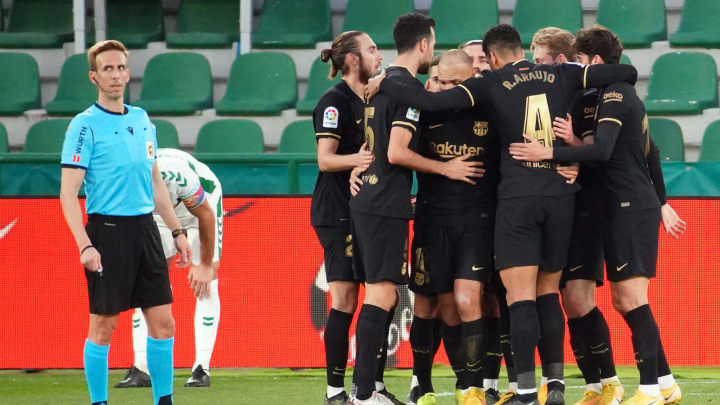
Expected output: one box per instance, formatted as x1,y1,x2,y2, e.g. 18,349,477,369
172,228,187,238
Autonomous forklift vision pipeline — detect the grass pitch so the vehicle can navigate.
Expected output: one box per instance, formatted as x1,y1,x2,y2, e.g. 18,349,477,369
1,366,718,404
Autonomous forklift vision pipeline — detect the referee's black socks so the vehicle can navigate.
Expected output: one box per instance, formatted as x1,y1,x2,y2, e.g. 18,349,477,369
537,293,565,385
410,315,436,394
509,300,540,398
354,304,389,401
325,308,353,390
442,321,468,390
623,304,659,386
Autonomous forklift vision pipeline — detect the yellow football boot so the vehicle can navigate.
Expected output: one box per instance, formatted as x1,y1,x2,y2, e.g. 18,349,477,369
574,390,602,405
660,384,681,404
496,390,518,405
600,381,625,405
620,391,664,405
538,384,548,405
462,387,487,405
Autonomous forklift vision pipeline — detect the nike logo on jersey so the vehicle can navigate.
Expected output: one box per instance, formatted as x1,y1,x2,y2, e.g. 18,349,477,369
471,265,484,271
0,219,17,239
570,265,582,272
356,118,362,124
429,124,443,129
617,263,629,271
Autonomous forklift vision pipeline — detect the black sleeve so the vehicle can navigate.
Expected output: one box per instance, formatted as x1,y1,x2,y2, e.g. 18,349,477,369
647,138,668,205
559,63,637,95
391,103,421,136
313,92,345,141
571,94,597,140
379,75,481,112
553,121,620,162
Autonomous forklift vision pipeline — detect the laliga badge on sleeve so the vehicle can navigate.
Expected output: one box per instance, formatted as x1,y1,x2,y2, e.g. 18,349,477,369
323,106,339,128
146,141,155,160
406,107,420,122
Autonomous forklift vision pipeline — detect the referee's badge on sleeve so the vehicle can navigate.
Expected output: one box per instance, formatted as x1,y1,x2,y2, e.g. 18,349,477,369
323,106,339,128
406,107,420,122
146,141,155,160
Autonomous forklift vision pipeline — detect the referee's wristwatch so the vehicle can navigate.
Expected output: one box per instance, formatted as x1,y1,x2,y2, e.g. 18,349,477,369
172,228,187,238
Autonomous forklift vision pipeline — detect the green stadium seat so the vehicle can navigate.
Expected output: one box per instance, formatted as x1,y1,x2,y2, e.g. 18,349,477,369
107,0,163,49
216,52,297,116
648,118,684,161
0,52,40,115
133,52,213,116
194,120,264,153
620,54,632,65
699,120,720,162
669,0,720,48
0,0,73,48
430,0,498,48
252,0,331,48
46,54,130,116
513,0,582,48
23,119,72,153
597,0,666,48
525,50,533,62
342,0,414,49
644,52,718,115
296,56,341,115
152,120,180,149
0,123,8,153
278,120,316,153
166,0,239,49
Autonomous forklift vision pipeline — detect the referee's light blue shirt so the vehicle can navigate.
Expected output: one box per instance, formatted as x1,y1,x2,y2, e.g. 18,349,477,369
61,103,158,216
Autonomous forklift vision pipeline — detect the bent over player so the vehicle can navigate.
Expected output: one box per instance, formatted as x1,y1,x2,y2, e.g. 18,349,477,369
59,40,199,405
116,148,223,389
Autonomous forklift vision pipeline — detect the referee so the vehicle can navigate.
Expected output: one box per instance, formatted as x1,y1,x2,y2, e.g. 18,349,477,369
59,40,195,405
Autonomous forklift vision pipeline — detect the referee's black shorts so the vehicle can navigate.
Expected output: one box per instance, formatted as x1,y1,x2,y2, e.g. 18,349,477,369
85,213,173,315
494,194,575,272
604,207,661,283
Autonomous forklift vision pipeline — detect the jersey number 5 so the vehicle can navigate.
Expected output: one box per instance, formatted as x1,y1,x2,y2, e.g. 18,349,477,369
364,107,375,152
523,93,555,147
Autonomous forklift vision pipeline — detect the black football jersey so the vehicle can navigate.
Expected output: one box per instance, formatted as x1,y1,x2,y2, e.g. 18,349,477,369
349,66,424,219
310,80,365,226
554,82,660,213
378,61,638,200
416,107,499,216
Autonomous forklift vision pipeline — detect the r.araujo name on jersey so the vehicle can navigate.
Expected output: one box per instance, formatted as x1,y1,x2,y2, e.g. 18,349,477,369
60,103,157,216
349,66,424,219
416,108,499,216
155,148,219,217
378,61,638,200
310,80,365,227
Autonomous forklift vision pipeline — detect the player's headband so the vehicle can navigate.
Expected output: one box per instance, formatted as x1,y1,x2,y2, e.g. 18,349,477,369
462,39,483,48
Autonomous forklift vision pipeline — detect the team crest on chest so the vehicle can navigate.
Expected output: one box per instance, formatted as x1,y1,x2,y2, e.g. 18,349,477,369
473,121,489,136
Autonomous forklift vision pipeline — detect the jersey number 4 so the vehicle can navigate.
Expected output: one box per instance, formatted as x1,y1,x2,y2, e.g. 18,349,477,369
364,106,375,152
523,93,555,147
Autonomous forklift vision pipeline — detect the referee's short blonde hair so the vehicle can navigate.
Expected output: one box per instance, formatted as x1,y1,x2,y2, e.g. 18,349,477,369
87,40,129,71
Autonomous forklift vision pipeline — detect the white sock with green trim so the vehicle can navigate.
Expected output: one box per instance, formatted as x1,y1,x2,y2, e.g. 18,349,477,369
132,308,149,374
193,279,220,374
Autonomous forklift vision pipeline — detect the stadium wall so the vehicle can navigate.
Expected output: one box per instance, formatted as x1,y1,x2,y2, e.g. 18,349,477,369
0,197,718,369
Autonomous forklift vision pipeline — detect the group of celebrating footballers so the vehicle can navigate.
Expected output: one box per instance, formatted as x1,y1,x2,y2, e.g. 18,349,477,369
312,12,687,405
